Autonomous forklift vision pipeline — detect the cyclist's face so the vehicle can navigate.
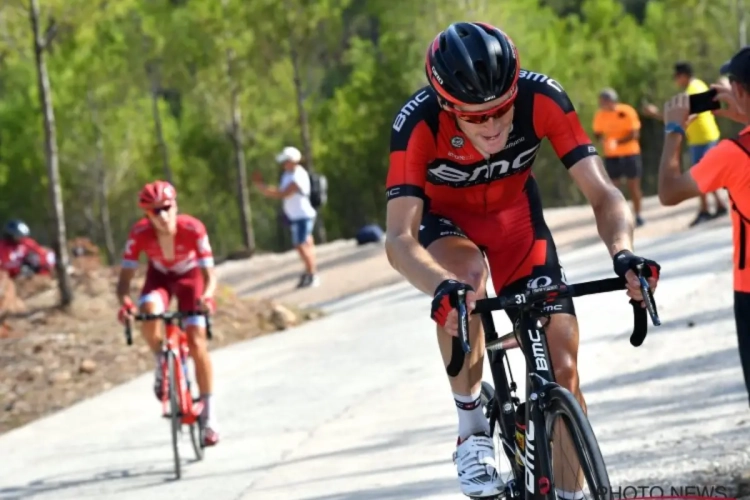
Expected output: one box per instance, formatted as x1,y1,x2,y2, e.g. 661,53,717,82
451,96,515,155
147,203,177,234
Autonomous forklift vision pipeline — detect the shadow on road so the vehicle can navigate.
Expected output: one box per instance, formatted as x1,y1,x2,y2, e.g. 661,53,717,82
0,464,178,499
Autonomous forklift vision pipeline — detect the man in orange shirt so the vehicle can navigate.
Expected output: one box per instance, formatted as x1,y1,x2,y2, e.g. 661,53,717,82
658,46,750,404
593,88,645,226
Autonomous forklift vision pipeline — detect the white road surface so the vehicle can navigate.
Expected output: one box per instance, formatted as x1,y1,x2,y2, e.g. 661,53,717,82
1,219,749,499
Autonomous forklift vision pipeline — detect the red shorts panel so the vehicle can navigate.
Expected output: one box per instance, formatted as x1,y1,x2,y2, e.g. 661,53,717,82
141,265,204,311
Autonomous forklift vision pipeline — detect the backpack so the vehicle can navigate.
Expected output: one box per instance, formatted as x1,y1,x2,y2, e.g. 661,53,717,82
308,171,328,209
727,132,750,270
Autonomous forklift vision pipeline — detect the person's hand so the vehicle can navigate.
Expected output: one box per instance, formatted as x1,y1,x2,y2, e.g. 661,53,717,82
251,171,265,187
612,250,661,306
711,83,748,124
663,93,691,128
430,279,476,337
197,296,216,314
641,102,660,118
117,297,137,325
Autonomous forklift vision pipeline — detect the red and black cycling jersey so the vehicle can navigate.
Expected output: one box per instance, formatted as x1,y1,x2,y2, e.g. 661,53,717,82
386,69,598,215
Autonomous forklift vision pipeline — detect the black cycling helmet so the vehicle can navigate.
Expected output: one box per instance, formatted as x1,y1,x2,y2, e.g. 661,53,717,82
425,22,520,107
3,219,30,240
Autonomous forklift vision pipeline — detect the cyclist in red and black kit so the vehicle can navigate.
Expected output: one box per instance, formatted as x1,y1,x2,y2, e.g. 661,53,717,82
384,23,662,498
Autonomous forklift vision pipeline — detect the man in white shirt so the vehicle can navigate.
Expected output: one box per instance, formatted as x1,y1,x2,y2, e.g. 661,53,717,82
253,146,320,288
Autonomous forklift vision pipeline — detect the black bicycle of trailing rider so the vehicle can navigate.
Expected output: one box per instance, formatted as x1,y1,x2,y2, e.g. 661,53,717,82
450,264,660,500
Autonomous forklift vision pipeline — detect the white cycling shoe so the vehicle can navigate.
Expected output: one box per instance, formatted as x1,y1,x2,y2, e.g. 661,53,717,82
453,433,505,498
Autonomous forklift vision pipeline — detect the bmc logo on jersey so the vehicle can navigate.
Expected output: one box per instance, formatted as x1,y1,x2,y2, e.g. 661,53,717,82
427,144,541,186
519,70,564,93
392,90,430,132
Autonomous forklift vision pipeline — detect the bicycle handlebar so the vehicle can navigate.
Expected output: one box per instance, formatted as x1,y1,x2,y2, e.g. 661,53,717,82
455,270,660,356
124,310,213,345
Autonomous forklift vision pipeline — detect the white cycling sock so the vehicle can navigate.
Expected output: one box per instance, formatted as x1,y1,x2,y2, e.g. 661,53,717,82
556,489,585,500
202,394,217,429
454,390,489,440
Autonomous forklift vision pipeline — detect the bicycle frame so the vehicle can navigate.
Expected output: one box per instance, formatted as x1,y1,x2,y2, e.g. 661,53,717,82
160,322,202,425
124,310,214,425
454,272,660,500
480,303,558,500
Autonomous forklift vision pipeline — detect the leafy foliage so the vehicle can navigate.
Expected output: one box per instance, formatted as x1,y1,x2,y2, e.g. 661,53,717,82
0,0,742,259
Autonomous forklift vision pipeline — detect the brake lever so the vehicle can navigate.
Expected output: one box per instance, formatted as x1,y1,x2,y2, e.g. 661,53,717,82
636,265,661,327
456,288,471,354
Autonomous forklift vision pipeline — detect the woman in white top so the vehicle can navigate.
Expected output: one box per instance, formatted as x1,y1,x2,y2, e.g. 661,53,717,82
253,146,319,288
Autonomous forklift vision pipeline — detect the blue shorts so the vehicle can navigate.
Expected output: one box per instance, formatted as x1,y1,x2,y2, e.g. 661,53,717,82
290,218,314,246
689,141,719,165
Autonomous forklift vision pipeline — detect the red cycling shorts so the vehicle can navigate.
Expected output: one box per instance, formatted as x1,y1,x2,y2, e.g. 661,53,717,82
418,176,575,317
139,265,205,327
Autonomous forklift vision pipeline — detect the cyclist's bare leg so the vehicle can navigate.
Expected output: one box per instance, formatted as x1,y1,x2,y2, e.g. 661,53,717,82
185,324,212,395
427,237,488,415
139,301,164,354
545,312,585,495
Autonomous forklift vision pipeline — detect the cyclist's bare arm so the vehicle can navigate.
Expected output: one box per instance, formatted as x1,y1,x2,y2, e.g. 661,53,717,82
569,156,634,256
385,196,456,295
201,266,218,298
116,267,136,306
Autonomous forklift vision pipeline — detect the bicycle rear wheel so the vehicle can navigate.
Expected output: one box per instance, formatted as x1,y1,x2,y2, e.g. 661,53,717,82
544,386,611,500
167,350,182,479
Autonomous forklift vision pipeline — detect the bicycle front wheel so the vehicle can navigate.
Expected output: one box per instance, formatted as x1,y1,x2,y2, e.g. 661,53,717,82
544,386,611,500
167,350,182,479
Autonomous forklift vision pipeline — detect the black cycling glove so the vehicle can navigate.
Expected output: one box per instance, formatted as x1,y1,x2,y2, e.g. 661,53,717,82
430,279,474,327
612,250,661,280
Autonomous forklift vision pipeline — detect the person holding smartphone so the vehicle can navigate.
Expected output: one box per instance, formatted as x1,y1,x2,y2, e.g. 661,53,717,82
643,62,728,226
656,47,750,405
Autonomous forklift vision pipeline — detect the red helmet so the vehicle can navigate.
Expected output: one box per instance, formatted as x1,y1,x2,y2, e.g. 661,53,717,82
138,180,177,209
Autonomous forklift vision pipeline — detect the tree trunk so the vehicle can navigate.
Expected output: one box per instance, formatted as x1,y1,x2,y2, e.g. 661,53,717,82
29,0,73,307
146,62,173,184
87,90,116,263
289,42,327,243
226,48,255,254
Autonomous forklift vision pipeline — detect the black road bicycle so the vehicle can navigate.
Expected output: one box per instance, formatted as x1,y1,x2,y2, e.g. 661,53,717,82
450,266,660,500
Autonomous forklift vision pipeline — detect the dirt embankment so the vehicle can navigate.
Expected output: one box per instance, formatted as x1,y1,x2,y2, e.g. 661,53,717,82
0,241,318,435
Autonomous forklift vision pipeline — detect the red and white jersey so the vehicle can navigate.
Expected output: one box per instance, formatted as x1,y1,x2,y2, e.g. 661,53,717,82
121,214,214,274
0,237,52,277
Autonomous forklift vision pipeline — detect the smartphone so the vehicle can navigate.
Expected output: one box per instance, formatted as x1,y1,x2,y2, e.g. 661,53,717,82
689,89,720,113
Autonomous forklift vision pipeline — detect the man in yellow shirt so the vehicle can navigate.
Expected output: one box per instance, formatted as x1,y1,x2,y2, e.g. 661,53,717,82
593,88,645,226
643,62,728,226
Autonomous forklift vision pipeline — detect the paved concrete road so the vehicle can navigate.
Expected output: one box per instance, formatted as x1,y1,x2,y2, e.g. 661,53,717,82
1,220,748,499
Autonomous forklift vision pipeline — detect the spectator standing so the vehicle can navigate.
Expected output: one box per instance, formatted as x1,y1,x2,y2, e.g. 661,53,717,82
657,47,750,404
593,88,645,226
643,61,728,226
253,146,320,288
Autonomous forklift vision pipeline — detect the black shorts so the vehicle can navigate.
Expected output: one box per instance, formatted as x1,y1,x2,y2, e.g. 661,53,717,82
604,155,642,180
418,176,575,318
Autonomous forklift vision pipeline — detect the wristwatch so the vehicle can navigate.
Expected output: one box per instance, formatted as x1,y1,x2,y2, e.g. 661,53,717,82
664,122,685,136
